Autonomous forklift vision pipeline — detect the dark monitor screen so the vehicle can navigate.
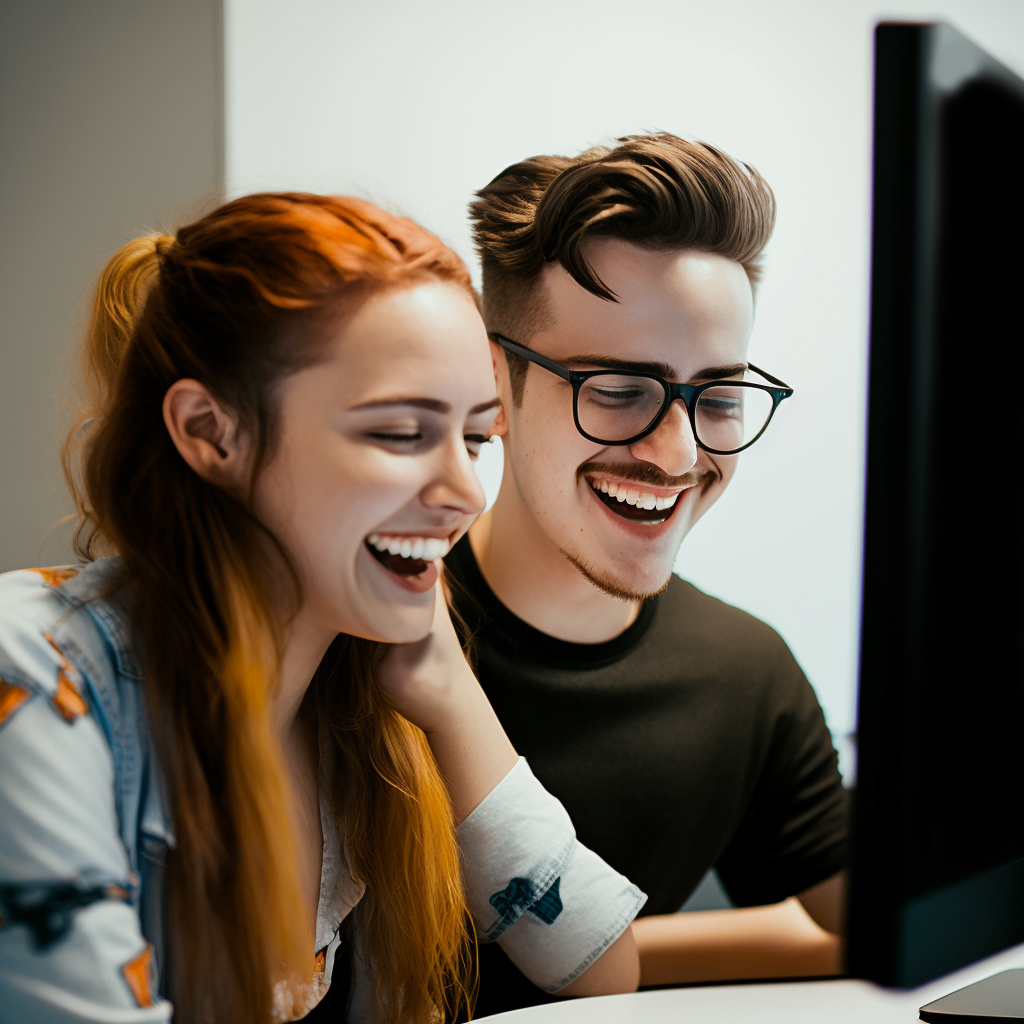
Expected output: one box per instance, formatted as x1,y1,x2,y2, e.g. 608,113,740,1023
848,21,1024,990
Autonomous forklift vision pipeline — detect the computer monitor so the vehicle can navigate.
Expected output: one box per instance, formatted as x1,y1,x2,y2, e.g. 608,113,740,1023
847,18,1024,1005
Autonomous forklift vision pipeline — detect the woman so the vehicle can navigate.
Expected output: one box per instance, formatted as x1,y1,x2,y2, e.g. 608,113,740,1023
0,194,644,1022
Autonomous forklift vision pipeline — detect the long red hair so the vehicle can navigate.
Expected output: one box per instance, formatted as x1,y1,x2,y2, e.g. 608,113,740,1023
64,193,477,1022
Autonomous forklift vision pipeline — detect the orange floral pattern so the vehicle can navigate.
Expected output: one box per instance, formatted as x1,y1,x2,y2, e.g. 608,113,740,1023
43,633,88,722
121,945,154,1008
0,677,31,729
28,567,79,587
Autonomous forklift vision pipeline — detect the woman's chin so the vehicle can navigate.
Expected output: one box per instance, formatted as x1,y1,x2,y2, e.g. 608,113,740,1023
341,602,436,646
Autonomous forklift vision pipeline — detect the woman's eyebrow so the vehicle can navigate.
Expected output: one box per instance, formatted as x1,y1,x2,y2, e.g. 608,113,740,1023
351,397,449,412
469,397,502,415
349,396,502,414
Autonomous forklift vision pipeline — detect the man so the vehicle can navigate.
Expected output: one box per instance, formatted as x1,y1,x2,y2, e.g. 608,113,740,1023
445,133,848,1016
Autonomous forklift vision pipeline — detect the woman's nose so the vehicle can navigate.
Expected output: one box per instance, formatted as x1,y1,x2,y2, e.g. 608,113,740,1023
421,440,487,516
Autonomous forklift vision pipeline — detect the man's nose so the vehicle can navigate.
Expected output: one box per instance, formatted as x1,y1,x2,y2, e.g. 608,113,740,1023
421,440,487,516
627,400,699,477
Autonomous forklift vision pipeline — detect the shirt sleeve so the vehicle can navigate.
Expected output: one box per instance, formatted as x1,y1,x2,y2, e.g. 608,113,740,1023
455,757,646,994
0,637,171,1023
714,644,849,908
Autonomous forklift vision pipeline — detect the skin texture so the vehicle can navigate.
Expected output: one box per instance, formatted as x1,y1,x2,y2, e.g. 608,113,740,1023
473,240,752,644
472,239,845,983
162,279,639,997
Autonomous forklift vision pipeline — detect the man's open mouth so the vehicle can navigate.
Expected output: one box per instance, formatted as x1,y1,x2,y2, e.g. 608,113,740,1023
366,534,451,576
586,477,684,526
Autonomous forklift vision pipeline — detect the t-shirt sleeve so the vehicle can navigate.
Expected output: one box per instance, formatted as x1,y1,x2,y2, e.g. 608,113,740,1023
713,635,849,908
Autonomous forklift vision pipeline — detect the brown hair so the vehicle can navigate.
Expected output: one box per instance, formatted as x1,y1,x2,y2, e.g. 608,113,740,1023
470,133,776,403
64,193,476,1023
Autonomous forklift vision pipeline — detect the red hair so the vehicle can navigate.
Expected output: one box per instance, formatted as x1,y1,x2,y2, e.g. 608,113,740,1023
66,193,477,1022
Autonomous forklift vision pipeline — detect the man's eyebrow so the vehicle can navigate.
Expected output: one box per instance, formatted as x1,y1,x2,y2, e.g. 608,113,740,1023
565,354,748,382
349,396,502,415
688,364,749,383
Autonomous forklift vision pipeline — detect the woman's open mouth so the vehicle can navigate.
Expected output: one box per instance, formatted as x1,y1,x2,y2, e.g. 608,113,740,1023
586,477,685,526
365,534,451,577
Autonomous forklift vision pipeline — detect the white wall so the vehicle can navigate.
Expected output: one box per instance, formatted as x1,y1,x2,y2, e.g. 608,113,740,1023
225,0,1024,772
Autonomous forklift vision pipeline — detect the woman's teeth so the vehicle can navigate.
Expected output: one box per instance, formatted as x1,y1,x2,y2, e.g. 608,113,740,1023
367,534,451,561
589,478,680,511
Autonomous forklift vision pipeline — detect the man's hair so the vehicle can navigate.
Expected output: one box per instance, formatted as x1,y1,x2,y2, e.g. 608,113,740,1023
470,133,776,404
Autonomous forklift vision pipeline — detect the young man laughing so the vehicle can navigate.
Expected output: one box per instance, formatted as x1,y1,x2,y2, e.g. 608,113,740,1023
446,134,848,1016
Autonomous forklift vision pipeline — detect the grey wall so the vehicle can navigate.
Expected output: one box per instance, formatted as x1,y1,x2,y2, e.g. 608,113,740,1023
0,0,224,572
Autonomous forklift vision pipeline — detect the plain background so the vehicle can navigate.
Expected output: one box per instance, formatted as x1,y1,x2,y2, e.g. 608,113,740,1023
0,0,223,569
3,1,1023,776
225,0,1024,773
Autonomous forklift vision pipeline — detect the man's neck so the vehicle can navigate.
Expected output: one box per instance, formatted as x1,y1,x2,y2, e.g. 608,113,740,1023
468,493,642,645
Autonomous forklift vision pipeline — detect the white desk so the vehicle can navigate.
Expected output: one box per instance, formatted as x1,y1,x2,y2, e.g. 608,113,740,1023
477,942,1024,1022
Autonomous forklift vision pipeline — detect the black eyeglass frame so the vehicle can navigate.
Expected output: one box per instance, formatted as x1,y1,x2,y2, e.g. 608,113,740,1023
491,333,795,454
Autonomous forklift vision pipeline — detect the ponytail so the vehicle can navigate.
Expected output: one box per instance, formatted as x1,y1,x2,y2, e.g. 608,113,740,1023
64,235,171,556
82,234,171,412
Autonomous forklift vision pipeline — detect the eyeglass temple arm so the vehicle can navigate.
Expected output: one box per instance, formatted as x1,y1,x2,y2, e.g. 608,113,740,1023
489,334,571,381
747,362,793,393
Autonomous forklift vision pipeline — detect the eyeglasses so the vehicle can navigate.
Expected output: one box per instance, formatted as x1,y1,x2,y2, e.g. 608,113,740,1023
491,333,794,455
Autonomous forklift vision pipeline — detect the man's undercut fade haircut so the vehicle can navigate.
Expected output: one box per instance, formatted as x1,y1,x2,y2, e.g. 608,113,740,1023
470,133,777,404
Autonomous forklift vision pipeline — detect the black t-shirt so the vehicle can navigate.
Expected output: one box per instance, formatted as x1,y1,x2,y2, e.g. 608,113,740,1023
445,534,847,1017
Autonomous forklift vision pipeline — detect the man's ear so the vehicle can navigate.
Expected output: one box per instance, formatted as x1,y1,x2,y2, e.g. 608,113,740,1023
162,379,247,488
488,339,510,438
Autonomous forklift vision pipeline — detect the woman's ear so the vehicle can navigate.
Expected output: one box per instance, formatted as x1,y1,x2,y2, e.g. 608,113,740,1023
162,379,247,488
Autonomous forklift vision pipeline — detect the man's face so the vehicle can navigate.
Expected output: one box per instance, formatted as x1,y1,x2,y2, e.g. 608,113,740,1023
496,239,754,600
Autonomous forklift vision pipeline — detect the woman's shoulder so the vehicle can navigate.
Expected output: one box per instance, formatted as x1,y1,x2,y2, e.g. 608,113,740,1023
0,561,170,1020
0,560,127,874
0,561,122,703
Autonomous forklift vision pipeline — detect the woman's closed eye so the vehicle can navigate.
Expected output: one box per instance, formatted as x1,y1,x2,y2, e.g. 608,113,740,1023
463,433,494,458
367,431,423,443
365,428,493,456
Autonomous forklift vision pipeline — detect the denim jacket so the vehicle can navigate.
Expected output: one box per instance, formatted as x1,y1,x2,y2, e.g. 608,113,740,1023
0,560,646,1022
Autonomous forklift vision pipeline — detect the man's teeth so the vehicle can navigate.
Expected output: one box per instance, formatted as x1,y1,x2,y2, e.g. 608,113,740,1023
589,479,680,510
367,534,450,560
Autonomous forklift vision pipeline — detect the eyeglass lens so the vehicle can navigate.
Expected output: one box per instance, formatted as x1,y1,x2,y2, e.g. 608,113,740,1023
576,375,775,451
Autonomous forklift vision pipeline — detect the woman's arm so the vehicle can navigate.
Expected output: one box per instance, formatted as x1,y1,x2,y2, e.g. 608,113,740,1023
377,589,643,997
374,584,517,822
0,615,171,1022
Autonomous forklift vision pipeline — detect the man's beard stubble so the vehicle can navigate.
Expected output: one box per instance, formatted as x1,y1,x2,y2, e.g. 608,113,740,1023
559,458,720,603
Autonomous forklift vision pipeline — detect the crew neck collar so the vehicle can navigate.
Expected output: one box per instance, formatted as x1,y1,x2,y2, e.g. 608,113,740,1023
447,534,659,669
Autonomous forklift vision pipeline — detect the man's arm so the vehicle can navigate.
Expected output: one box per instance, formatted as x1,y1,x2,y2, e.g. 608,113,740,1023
631,895,841,986
797,869,846,935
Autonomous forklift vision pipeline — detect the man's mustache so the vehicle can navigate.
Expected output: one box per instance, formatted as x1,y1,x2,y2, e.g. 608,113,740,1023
578,460,718,492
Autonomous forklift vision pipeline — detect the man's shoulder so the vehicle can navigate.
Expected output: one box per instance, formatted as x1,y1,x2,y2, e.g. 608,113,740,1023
660,573,791,652
650,574,814,699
